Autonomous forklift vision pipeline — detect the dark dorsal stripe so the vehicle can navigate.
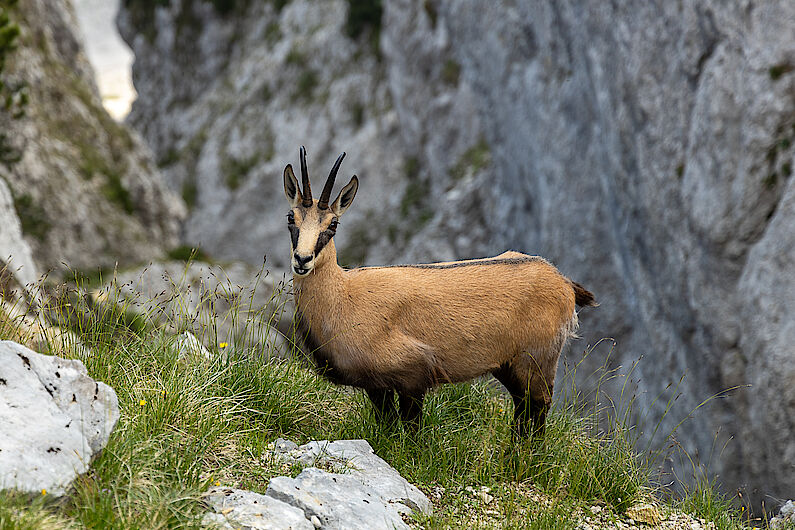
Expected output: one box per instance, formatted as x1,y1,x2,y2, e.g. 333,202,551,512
360,256,548,270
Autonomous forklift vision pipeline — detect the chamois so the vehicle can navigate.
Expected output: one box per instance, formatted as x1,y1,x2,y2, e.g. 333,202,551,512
283,147,597,437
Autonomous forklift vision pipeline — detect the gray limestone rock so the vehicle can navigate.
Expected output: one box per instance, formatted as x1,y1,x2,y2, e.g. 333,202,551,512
771,500,795,529
0,180,39,293
202,487,313,530
287,440,431,515
0,341,119,496
174,331,212,360
202,439,430,529
274,438,299,453
266,467,409,530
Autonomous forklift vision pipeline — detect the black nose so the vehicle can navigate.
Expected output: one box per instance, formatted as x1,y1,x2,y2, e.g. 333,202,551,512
294,253,312,267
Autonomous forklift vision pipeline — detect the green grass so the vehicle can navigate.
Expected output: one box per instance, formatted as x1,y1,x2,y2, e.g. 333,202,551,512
292,70,318,103
345,0,382,40
449,138,492,181
11,191,51,241
181,177,198,209
0,0,25,166
165,245,211,263
221,153,259,190
0,274,759,529
442,59,461,85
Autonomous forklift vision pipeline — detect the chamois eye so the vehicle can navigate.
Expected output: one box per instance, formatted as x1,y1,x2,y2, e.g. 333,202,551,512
329,218,338,230
287,212,295,225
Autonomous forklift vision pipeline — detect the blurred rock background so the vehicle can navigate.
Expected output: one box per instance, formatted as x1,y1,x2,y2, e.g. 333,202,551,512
1,0,793,514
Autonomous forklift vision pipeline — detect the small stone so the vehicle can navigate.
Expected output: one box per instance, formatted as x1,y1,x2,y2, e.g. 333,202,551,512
590,505,602,514
202,487,312,529
626,503,662,525
310,515,321,528
274,438,298,453
477,491,494,504
174,332,212,360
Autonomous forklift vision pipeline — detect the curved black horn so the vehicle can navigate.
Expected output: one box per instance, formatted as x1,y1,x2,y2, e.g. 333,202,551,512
299,146,313,207
318,152,345,209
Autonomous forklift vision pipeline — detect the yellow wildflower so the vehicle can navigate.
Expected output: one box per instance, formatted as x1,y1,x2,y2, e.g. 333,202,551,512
41,489,46,496
219,342,228,349
139,399,146,406
215,481,221,486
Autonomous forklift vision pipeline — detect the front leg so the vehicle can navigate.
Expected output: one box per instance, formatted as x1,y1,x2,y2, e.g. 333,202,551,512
398,391,425,433
366,388,397,423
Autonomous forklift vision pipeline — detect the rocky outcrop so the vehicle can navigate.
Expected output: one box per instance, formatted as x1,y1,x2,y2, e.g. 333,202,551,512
118,0,403,269
266,468,411,530
0,179,39,291
272,439,432,515
0,0,184,273
0,341,119,496
202,438,431,529
120,0,795,509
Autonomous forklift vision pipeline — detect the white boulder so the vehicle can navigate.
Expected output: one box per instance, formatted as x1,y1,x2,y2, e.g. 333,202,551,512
0,341,119,496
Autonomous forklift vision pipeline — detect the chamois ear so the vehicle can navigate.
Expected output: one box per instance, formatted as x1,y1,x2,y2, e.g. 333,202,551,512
283,164,302,207
331,175,358,217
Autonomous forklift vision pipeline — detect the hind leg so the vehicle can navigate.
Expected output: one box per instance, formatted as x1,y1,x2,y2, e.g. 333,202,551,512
527,371,553,438
493,353,555,439
398,391,425,433
366,388,397,423
493,355,531,438
527,346,559,438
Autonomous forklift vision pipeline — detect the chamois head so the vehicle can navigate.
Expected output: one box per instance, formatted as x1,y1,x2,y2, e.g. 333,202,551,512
283,146,359,276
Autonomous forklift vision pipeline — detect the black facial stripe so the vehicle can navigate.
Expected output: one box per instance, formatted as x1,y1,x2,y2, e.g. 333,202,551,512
314,228,336,256
289,225,299,249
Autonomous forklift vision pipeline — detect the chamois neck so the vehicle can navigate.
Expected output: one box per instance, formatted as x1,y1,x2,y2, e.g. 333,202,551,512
293,239,344,303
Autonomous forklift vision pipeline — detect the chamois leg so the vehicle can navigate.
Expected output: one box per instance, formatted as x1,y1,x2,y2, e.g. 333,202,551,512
366,388,397,423
398,391,425,432
526,353,556,439
527,376,552,439
492,356,532,439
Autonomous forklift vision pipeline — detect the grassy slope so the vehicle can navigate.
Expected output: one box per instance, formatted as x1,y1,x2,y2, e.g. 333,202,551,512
0,279,771,529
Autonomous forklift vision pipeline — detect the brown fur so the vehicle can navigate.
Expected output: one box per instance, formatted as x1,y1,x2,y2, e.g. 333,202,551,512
292,237,593,436
283,152,597,437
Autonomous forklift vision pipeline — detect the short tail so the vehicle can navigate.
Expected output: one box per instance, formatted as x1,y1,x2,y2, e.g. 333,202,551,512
572,281,598,307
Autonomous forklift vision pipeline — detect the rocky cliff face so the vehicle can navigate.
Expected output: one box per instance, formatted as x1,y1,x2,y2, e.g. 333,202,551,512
0,0,184,275
119,0,795,509
119,0,403,268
